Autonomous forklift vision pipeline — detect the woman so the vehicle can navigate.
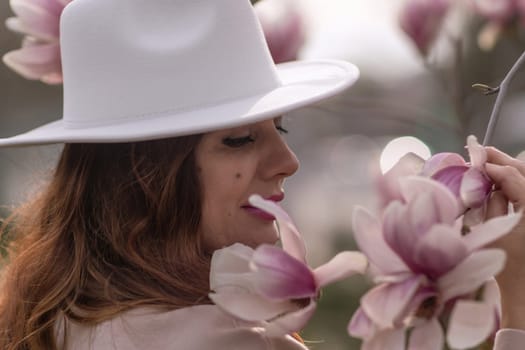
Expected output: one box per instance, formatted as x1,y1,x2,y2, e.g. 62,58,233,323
0,0,359,349
2,2,525,350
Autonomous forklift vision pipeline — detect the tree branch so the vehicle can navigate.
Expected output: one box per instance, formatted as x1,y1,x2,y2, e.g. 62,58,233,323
482,50,525,145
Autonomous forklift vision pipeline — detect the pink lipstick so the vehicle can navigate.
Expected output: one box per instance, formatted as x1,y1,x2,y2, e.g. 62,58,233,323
242,193,284,221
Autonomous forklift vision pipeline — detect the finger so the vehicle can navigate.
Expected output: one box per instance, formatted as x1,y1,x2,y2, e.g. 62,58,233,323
485,147,525,176
486,190,508,219
485,163,525,207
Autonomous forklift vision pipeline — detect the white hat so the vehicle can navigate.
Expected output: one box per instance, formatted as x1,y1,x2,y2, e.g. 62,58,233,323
0,0,359,146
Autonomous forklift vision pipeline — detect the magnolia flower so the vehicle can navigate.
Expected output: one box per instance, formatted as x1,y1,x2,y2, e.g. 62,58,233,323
379,135,492,224
209,195,367,336
476,0,525,48
470,0,516,23
399,0,450,55
469,0,525,50
254,0,306,63
3,0,71,84
349,176,521,349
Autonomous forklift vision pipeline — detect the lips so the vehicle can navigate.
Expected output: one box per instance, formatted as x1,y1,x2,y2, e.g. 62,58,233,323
242,193,284,221
242,206,276,221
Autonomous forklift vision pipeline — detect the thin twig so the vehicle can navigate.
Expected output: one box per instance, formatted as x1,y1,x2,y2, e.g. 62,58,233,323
482,49,525,145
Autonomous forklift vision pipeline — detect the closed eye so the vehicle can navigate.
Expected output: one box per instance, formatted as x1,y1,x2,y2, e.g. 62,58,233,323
276,125,289,134
222,135,255,148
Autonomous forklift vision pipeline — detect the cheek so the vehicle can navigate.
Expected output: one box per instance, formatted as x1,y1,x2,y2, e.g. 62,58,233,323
199,169,250,245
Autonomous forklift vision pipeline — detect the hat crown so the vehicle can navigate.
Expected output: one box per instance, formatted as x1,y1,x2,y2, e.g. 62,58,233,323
60,0,281,128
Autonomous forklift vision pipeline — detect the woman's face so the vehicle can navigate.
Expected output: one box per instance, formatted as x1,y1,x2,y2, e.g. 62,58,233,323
195,117,299,250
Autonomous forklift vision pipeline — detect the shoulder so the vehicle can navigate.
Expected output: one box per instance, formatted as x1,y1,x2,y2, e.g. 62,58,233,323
62,305,308,350
493,328,525,350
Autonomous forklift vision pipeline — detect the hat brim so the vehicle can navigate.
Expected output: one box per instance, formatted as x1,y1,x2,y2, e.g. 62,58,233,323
0,59,359,146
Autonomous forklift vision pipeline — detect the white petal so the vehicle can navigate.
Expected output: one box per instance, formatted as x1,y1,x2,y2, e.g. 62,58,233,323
438,249,506,302
483,278,501,311
467,135,487,168
362,328,406,350
408,319,444,350
249,194,307,262
460,168,492,208
463,212,522,252
313,251,367,288
264,301,317,337
209,243,253,290
209,289,294,322
447,300,495,349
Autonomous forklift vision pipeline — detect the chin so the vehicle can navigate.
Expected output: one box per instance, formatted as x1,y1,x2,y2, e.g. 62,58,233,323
244,227,279,248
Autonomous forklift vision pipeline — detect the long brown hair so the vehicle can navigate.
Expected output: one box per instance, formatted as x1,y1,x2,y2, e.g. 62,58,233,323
0,135,210,350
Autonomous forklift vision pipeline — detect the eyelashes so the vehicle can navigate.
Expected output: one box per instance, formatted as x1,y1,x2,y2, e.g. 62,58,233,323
222,135,255,148
276,126,288,134
222,125,289,148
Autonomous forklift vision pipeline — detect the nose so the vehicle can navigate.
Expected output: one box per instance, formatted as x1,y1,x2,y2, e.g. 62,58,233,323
260,128,300,181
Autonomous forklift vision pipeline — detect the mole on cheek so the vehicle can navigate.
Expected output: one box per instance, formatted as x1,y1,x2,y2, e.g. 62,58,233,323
235,173,242,179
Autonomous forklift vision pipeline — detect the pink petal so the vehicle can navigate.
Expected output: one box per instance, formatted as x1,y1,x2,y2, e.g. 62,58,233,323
421,152,466,177
438,248,506,302
362,328,406,350
460,168,492,208
352,206,408,275
2,42,61,82
482,278,501,310
377,152,425,208
361,276,423,328
447,300,495,349
41,71,63,84
399,176,460,223
466,135,487,168
384,192,457,271
431,165,469,200
252,245,316,300
5,17,24,34
249,194,306,263
408,319,444,350
209,288,295,322
313,251,367,288
413,224,468,278
10,0,63,40
463,212,522,252
265,301,317,337
348,307,376,340
470,0,516,22
209,243,253,290
382,200,418,267
399,0,450,54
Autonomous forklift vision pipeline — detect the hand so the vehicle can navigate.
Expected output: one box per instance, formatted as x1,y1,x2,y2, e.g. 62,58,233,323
485,147,525,330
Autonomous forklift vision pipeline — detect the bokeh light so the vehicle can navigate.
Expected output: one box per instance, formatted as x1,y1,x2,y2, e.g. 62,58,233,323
380,136,431,174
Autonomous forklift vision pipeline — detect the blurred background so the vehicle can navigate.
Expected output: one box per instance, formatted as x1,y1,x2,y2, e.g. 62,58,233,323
2,0,525,349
